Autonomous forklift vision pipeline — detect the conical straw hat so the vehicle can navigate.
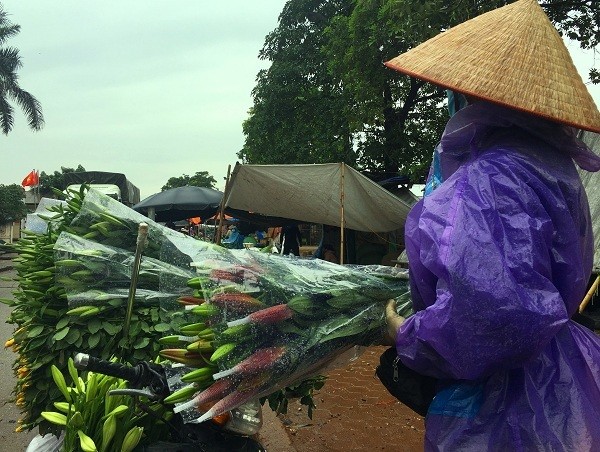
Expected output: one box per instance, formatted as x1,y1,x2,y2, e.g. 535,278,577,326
384,0,600,133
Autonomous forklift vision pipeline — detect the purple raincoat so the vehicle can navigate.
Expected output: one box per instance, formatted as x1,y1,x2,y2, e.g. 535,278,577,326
399,102,600,451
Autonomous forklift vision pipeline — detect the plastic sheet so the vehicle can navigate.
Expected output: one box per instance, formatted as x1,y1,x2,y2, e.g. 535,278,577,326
52,188,414,422
24,197,68,233
50,189,202,359
54,232,195,309
159,246,413,423
25,433,64,452
68,188,196,264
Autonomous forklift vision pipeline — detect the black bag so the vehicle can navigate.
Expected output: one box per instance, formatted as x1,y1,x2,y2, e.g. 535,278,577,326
375,347,438,416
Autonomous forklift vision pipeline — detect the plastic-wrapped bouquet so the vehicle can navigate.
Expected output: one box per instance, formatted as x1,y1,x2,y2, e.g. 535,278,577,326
155,241,413,423
49,188,413,423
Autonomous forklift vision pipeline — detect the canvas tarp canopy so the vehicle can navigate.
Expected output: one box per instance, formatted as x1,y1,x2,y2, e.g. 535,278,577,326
578,130,600,273
223,163,412,233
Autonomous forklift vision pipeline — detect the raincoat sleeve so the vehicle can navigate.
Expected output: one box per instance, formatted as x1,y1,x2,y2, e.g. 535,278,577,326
397,151,572,381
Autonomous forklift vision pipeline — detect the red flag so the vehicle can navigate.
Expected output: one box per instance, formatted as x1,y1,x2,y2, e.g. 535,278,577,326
21,170,39,187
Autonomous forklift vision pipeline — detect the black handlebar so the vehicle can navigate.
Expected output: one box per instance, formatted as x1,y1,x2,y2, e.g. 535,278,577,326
74,353,141,383
74,353,169,397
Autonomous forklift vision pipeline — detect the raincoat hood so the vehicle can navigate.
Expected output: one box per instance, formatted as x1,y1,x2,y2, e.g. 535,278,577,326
437,102,600,176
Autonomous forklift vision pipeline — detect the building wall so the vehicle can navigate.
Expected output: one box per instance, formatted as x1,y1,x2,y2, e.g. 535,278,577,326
0,221,20,243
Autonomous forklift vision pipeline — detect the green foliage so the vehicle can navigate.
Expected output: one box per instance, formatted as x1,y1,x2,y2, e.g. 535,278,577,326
542,0,599,84
43,360,167,452
264,375,327,419
239,0,356,166
543,0,599,50
0,183,26,223
7,189,190,432
161,171,217,190
0,5,44,134
39,164,86,197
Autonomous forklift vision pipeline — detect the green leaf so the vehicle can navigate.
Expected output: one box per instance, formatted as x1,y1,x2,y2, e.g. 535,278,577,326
27,325,45,338
56,317,70,330
88,332,102,349
102,322,121,335
133,337,150,349
0,297,15,306
276,322,305,336
108,298,125,307
150,310,159,323
64,328,81,345
87,318,102,334
74,336,84,348
25,336,46,351
153,323,171,333
129,321,142,336
53,327,70,341
158,311,170,322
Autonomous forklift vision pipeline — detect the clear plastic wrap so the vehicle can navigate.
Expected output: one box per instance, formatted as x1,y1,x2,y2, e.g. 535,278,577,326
52,188,414,422
50,189,204,360
156,245,413,423
53,232,195,309
24,197,69,233
67,188,197,265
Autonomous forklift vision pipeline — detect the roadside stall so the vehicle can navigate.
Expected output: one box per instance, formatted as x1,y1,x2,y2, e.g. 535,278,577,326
222,163,412,264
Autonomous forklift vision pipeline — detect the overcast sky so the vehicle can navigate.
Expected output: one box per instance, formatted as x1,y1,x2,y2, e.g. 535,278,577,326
1,2,598,200
0,1,282,199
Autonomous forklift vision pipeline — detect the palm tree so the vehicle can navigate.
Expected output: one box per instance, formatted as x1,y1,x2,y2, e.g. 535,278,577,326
0,5,43,134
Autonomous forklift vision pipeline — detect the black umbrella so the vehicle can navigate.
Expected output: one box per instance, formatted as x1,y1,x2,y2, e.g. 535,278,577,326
133,186,223,222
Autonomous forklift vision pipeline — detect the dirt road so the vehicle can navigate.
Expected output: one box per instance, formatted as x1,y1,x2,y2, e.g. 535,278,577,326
260,346,425,451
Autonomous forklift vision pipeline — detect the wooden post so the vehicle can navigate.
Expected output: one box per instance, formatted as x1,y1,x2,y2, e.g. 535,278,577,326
579,274,600,313
215,164,232,244
339,163,345,265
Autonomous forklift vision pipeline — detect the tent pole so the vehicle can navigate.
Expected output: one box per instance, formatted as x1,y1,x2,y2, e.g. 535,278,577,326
579,274,600,313
215,164,232,244
340,163,345,264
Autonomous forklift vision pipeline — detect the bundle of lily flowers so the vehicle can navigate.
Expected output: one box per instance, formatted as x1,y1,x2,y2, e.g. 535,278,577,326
157,242,413,423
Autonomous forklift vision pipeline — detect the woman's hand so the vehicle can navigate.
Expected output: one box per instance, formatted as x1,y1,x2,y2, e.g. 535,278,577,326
383,299,405,345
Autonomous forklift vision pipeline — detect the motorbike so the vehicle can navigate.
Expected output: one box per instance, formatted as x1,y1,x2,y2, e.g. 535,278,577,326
25,353,265,452
75,353,265,451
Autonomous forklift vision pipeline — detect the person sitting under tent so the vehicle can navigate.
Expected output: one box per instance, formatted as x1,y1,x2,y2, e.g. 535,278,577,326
321,244,338,263
221,225,244,249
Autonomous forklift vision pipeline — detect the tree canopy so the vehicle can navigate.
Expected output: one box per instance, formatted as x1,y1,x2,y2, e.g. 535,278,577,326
39,165,86,196
0,5,43,134
240,0,355,166
0,183,26,224
543,0,599,83
240,0,599,184
161,171,217,191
